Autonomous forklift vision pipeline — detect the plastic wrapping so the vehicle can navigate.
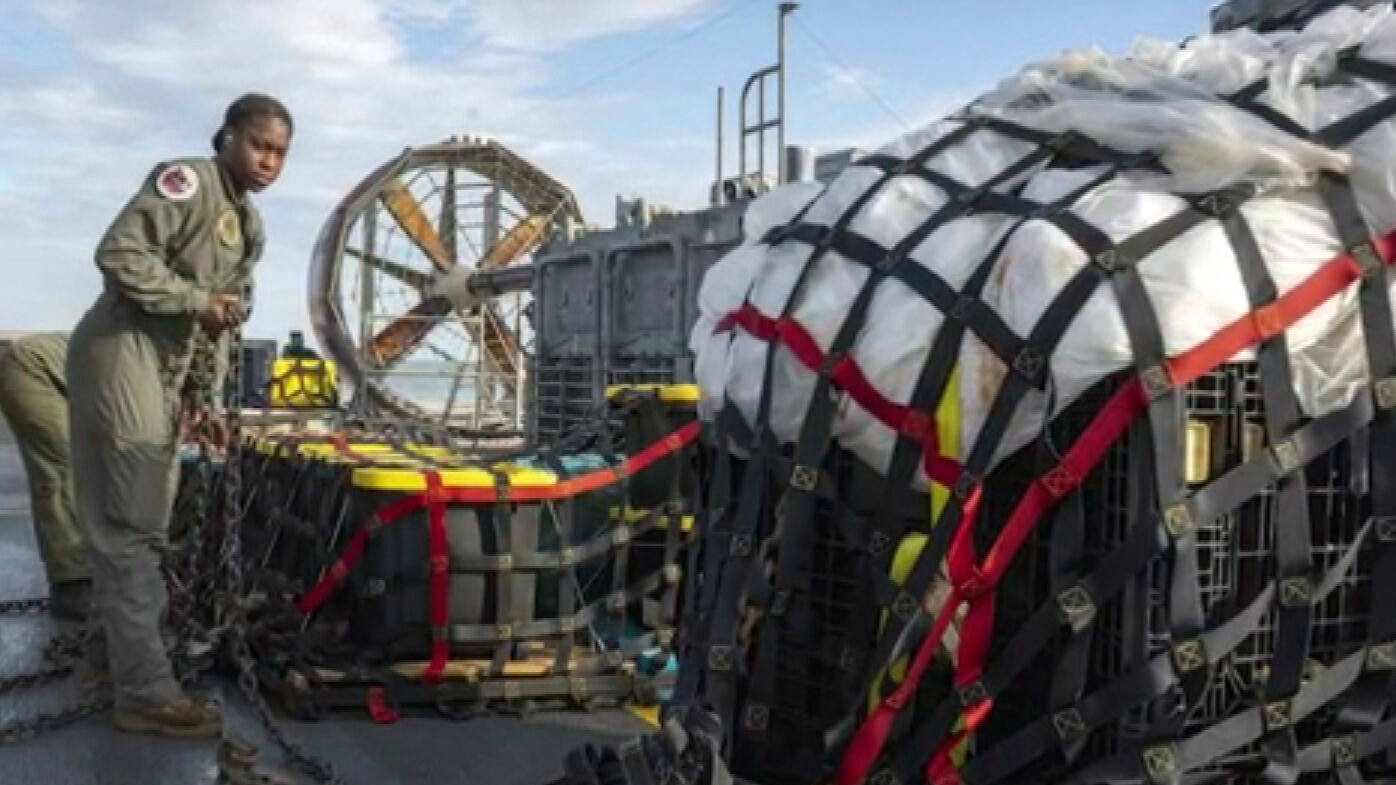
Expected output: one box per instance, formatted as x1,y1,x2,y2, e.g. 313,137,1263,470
691,4,1396,488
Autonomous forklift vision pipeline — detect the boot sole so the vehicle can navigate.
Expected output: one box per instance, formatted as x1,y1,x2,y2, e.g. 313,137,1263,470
113,712,221,738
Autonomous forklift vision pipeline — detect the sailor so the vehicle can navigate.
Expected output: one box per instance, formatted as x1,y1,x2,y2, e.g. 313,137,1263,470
0,332,92,621
66,93,292,737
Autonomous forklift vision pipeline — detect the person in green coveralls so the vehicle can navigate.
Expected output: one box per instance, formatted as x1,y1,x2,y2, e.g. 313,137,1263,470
66,93,293,737
0,332,91,621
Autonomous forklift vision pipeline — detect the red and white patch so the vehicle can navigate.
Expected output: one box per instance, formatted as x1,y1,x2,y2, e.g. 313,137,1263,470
154,164,199,201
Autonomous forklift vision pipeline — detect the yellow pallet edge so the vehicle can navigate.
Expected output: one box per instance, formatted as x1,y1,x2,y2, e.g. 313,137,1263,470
350,465,559,492
605,383,700,404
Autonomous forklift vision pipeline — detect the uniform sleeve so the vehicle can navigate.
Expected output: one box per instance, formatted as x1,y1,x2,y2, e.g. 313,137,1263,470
94,165,211,316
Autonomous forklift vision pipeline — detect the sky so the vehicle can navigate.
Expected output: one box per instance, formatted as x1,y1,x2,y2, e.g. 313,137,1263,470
0,0,1219,344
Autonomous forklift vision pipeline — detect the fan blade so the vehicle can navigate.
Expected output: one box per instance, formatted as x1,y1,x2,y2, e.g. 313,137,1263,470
369,297,453,368
344,247,432,291
379,178,452,272
481,214,550,269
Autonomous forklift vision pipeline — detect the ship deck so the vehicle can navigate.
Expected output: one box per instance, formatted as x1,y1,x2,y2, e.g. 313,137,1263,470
0,441,650,785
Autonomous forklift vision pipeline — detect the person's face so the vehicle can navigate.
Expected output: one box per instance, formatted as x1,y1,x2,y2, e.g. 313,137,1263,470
224,115,291,193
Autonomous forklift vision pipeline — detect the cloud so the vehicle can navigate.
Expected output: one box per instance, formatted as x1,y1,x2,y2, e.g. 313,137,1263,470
0,0,720,339
466,0,718,50
821,63,881,100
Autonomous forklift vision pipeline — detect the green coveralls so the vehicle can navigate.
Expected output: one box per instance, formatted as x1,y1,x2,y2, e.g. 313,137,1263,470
67,157,263,711
0,332,91,586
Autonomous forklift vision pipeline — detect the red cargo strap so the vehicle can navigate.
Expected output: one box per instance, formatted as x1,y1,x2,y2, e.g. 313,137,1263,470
294,421,700,615
294,492,422,615
366,687,401,724
832,231,1396,785
423,469,450,684
716,304,962,487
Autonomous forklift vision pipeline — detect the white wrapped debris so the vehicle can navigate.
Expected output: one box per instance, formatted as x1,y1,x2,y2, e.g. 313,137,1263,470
691,5,1396,488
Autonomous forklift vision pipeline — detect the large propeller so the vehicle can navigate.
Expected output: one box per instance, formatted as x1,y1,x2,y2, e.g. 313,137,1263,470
309,136,581,426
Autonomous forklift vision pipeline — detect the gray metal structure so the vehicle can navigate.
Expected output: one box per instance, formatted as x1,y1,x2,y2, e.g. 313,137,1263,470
526,201,745,442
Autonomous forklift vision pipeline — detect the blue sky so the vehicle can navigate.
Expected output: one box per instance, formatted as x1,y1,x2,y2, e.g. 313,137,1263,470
0,0,1217,343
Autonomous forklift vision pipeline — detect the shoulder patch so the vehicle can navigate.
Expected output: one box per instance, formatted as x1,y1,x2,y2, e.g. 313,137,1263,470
154,164,199,201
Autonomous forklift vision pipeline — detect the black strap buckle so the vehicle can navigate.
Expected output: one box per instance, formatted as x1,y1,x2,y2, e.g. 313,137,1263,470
1272,440,1302,475
743,702,770,732
1172,638,1207,674
1375,376,1396,410
1142,744,1179,785
1332,734,1359,768
1163,502,1196,539
1278,575,1313,609
1056,585,1096,632
706,645,735,672
1263,699,1292,731
1376,517,1396,544
892,591,920,621
1365,642,1396,672
957,680,988,707
1094,248,1131,274
1140,364,1174,400
1351,241,1386,277
1051,708,1088,743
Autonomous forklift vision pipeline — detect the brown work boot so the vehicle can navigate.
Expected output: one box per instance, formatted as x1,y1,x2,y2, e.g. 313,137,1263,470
113,694,222,738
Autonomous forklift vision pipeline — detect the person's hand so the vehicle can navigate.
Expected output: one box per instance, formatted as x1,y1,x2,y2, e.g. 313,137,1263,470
180,406,232,452
198,292,244,335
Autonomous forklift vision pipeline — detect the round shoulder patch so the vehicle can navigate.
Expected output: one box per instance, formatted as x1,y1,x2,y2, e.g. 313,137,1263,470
154,163,199,201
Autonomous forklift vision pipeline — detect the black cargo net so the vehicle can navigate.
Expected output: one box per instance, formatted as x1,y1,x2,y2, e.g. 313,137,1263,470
674,45,1396,785
235,393,696,719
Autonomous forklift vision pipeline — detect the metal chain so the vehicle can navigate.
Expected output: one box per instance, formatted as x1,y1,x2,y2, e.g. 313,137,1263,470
0,632,82,695
0,597,50,615
0,695,114,746
219,322,344,785
0,628,104,744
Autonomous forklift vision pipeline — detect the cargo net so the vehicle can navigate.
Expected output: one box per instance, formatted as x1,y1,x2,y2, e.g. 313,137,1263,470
677,7,1396,785
226,395,698,720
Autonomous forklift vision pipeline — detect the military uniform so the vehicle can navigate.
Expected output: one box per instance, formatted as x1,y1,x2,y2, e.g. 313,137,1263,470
67,157,263,714
0,333,91,591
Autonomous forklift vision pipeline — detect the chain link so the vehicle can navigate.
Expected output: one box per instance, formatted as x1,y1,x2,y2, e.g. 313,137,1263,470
0,597,51,615
219,321,343,785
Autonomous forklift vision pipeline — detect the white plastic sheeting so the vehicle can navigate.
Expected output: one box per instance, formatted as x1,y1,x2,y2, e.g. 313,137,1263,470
691,5,1396,488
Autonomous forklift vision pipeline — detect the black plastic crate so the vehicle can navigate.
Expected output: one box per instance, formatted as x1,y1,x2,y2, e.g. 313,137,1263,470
727,448,940,785
978,363,1373,779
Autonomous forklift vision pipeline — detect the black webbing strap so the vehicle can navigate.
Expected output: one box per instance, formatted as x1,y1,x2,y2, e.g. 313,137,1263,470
699,122,984,749
442,509,666,571
741,142,1062,751
1318,170,1396,783
868,379,1378,785
1061,199,1208,725
1063,646,1369,785
860,246,1108,717
553,491,578,675
1216,203,1313,785
1297,707,1396,775
964,512,1372,785
449,567,677,644
835,163,1136,755
487,470,515,678
1046,481,1091,765
859,183,1234,747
